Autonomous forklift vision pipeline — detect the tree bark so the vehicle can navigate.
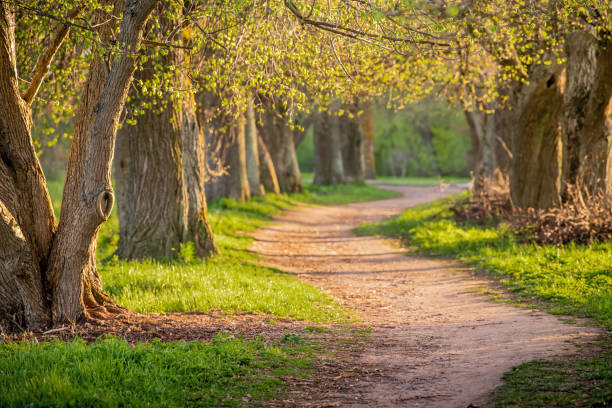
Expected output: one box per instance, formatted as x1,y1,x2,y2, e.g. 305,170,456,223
465,107,497,195
47,0,157,324
258,103,302,193
115,49,217,259
562,33,612,197
245,99,264,196
361,103,376,179
0,2,56,329
340,106,365,183
0,0,157,329
313,109,345,185
494,105,513,178
509,62,565,209
227,113,251,201
257,134,281,194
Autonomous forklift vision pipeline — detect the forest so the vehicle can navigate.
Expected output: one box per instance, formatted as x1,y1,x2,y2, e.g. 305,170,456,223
0,0,610,407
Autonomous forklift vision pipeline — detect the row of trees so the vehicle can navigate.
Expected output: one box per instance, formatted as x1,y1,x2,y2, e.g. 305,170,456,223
1,0,409,330
456,0,611,210
1,0,610,331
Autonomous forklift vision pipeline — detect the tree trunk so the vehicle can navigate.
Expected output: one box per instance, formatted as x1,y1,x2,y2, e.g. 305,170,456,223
361,103,376,179
0,0,157,329
313,109,345,185
227,113,251,201
0,2,56,329
257,134,281,194
181,98,218,257
509,62,565,209
340,106,365,183
494,105,513,179
245,100,264,196
563,33,612,197
465,107,497,195
415,113,440,177
115,49,217,259
258,103,302,192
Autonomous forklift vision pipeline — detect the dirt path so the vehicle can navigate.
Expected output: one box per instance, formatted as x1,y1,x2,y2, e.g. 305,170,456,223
252,185,602,408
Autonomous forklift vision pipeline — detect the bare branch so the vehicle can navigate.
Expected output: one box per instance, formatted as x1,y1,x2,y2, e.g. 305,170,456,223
284,0,451,48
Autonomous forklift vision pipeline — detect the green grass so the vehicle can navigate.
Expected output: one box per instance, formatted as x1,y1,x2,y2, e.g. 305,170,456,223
46,180,397,322
0,334,313,407
1,180,395,407
356,192,612,406
493,348,612,407
299,173,470,187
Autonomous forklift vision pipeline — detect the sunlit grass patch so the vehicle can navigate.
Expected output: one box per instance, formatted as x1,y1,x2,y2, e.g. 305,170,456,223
493,349,612,407
95,183,396,322
45,180,394,322
0,335,313,408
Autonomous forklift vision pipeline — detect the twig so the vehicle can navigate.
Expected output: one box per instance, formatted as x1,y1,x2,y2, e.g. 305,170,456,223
42,326,70,335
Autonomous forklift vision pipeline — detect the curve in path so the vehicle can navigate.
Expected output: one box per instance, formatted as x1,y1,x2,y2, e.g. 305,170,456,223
253,185,602,408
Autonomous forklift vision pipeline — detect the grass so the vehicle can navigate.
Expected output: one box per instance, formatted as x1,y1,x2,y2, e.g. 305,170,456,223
0,180,396,407
45,180,398,321
298,173,470,187
493,347,612,407
0,334,314,407
95,182,397,321
356,192,612,406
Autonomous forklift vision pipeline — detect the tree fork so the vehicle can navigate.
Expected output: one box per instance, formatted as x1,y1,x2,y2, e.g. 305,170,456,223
48,0,158,324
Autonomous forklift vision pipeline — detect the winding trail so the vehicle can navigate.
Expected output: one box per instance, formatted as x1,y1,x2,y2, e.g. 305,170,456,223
252,185,602,408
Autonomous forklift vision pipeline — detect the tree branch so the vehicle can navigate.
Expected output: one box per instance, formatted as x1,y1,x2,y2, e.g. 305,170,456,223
22,6,84,105
284,0,450,48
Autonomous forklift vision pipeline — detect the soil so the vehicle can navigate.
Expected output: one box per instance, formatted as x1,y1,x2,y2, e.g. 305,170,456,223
252,184,604,408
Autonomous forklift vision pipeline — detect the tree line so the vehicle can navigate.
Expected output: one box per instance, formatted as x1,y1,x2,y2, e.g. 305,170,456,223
1,0,610,331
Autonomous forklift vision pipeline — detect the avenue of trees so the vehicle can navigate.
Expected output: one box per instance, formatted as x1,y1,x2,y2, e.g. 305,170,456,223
1,0,611,330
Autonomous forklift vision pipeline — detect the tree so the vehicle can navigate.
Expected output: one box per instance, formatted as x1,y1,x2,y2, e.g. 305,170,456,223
361,103,376,179
257,100,302,193
0,0,157,329
456,0,611,207
508,62,565,209
258,133,282,194
245,99,265,196
562,30,612,197
115,34,217,259
340,104,366,183
313,107,345,185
